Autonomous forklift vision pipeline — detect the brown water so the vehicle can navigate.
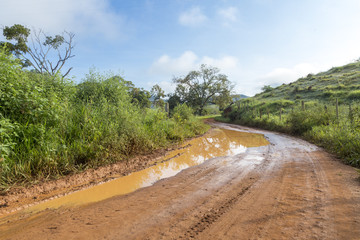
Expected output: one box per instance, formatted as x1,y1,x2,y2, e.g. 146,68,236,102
12,128,269,215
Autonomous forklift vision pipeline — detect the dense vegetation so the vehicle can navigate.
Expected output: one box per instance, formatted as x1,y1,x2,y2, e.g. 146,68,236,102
218,61,360,167
0,49,209,191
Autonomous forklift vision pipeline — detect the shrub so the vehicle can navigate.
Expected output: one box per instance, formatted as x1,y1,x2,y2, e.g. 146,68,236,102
347,90,360,100
0,49,209,191
287,107,332,135
172,104,194,123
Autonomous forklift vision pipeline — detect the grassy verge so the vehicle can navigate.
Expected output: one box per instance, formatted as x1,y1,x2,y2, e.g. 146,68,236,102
217,99,360,167
196,114,222,120
0,50,209,192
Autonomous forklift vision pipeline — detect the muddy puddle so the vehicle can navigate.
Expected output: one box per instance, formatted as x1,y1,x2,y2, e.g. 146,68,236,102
2,128,269,219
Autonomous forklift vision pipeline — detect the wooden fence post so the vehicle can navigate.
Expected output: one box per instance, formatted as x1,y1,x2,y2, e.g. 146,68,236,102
336,98,339,120
301,101,305,111
279,108,282,121
165,102,169,116
349,102,353,123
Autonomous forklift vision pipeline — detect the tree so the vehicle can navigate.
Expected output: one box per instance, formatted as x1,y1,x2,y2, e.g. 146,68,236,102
213,91,232,111
151,84,165,108
261,85,273,93
131,87,151,108
167,93,182,112
173,64,233,115
1,24,75,78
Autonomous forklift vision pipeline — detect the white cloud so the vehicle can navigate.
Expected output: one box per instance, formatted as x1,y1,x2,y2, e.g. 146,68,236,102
0,0,125,40
147,81,175,95
257,63,325,87
150,51,199,76
218,7,238,22
179,7,207,27
150,51,240,77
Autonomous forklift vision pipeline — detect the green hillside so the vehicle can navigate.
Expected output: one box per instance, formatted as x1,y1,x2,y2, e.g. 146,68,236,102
218,61,360,168
254,61,360,103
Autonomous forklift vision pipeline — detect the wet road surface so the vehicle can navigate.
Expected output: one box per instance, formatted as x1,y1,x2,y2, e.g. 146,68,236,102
0,122,359,239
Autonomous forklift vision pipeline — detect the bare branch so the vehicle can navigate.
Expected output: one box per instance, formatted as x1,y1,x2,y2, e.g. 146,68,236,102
21,29,75,77
62,67,73,78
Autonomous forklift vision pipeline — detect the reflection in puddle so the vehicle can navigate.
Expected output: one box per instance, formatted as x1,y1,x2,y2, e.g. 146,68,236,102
21,128,269,214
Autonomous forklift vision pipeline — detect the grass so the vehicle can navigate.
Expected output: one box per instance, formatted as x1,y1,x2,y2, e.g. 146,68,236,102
0,50,209,192
218,102,360,167
220,59,360,167
197,114,222,120
253,61,360,103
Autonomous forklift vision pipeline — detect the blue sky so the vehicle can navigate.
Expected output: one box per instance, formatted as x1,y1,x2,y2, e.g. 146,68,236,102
1,0,360,96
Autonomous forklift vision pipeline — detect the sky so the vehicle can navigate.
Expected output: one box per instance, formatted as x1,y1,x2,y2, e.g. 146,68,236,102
1,0,360,96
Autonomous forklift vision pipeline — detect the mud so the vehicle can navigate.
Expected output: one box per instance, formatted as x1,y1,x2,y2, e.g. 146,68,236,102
0,122,359,240
4,128,267,215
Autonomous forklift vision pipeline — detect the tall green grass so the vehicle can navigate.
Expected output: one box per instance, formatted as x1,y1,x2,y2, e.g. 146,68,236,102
218,99,360,167
0,49,209,191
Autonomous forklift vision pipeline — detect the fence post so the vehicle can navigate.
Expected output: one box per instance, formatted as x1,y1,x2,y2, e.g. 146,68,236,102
165,102,169,116
336,98,339,120
259,109,262,119
267,109,270,118
349,102,353,123
279,108,282,121
301,101,305,111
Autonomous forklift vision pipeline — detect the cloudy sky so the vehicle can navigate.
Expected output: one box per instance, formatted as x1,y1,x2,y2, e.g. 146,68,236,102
1,0,360,96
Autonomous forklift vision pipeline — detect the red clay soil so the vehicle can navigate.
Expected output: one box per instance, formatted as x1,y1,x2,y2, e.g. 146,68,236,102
0,145,183,216
0,122,359,240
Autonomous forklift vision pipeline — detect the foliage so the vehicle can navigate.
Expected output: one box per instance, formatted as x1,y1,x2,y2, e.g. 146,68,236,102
1,24,74,77
1,24,30,58
224,56,360,167
151,84,165,108
203,104,220,115
172,104,194,123
0,49,208,191
220,98,360,167
131,87,151,108
173,64,233,115
261,85,273,93
167,93,182,111
252,60,360,103
213,92,232,111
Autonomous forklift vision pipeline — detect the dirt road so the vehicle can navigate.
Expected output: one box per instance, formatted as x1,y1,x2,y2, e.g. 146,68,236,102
1,122,359,239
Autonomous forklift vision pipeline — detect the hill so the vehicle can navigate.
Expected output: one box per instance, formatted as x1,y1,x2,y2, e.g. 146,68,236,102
254,61,360,103
218,60,360,168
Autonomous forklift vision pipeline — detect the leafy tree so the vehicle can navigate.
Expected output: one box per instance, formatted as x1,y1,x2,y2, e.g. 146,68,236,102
173,64,233,115
151,84,165,108
1,24,30,57
261,85,273,93
131,87,151,108
1,24,75,78
167,93,182,112
213,91,232,111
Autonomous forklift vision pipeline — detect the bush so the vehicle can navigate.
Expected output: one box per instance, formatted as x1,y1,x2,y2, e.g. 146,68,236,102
308,121,360,167
220,98,360,167
287,107,332,135
0,49,209,191
347,90,360,100
172,104,194,123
